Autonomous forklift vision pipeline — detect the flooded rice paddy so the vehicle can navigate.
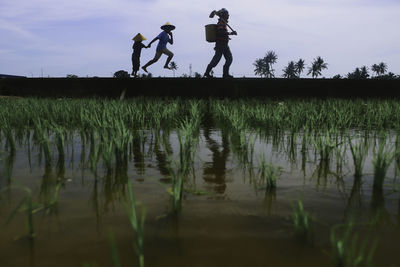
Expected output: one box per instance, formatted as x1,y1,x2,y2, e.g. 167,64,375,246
1,98,400,267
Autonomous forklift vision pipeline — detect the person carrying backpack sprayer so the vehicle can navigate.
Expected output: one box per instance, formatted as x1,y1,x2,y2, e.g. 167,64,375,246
142,22,175,73
204,8,237,78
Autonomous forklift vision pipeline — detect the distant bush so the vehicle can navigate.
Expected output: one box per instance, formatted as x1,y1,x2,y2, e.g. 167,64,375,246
113,70,130,78
66,74,78,78
372,72,399,80
140,73,152,78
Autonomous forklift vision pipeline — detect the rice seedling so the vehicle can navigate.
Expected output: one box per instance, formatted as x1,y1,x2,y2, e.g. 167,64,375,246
313,130,337,162
88,131,101,178
286,130,298,164
40,181,61,215
32,119,52,168
257,153,283,192
330,220,377,267
164,117,200,213
2,184,40,239
108,230,121,267
292,199,313,244
3,126,16,154
394,133,400,179
124,181,145,267
372,138,394,190
348,136,369,178
3,147,16,185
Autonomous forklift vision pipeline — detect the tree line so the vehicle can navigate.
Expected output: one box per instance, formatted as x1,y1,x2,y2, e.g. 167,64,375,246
66,53,398,79
253,50,399,79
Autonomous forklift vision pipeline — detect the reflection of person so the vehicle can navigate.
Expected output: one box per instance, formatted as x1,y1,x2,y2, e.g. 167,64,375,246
204,8,237,78
142,22,175,73
131,33,148,77
203,123,230,194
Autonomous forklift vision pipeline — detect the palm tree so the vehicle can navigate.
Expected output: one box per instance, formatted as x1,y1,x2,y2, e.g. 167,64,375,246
360,66,369,79
371,64,379,76
282,61,297,79
265,51,278,78
347,66,369,79
379,62,388,75
371,62,387,77
169,61,178,77
253,50,278,78
253,58,269,77
295,59,305,78
307,56,328,78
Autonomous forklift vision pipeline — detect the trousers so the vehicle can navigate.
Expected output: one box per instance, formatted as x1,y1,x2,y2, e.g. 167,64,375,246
205,44,233,76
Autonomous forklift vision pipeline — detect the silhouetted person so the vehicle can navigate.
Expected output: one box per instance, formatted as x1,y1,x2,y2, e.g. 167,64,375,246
131,33,148,77
142,22,175,73
204,8,237,78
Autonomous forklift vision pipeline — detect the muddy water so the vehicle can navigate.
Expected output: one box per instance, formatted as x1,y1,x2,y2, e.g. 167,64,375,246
1,128,400,267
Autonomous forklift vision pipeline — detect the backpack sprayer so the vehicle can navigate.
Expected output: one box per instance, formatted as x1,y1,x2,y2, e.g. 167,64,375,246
205,9,237,42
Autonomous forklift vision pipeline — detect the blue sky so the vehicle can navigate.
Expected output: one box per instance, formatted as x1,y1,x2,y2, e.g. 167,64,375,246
1,0,399,78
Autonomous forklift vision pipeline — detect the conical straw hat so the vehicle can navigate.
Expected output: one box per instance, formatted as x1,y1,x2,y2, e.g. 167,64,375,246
161,22,176,31
132,33,147,41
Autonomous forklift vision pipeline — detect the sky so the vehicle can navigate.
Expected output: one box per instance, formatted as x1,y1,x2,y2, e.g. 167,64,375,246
1,0,400,78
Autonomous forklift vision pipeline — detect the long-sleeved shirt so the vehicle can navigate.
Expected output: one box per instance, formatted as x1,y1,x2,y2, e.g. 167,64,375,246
216,19,229,45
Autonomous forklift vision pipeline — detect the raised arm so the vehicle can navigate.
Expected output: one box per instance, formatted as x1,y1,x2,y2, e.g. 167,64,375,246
168,32,173,45
147,37,158,48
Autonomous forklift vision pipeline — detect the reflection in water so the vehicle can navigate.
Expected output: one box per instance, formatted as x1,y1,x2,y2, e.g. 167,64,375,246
202,125,230,194
132,131,146,175
371,186,390,225
263,190,277,215
3,149,15,188
154,130,172,180
90,178,101,231
344,176,363,220
2,117,400,266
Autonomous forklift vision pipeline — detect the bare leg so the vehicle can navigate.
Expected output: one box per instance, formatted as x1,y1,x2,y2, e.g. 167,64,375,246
142,51,162,72
142,59,158,72
164,54,174,69
163,49,174,69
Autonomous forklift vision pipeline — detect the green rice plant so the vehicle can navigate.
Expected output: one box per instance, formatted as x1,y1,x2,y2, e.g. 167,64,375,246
3,184,40,239
3,126,16,154
394,133,400,179
165,158,184,213
229,129,256,172
108,230,121,267
330,221,377,267
348,136,369,178
313,130,337,162
164,117,200,213
3,147,16,185
124,181,145,267
286,130,298,164
372,139,394,190
32,119,52,167
258,153,282,192
292,199,313,243
88,131,101,178
42,182,61,215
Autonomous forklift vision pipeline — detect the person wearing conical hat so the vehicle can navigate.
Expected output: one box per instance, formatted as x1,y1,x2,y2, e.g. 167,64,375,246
204,8,237,78
131,33,148,77
142,22,175,73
